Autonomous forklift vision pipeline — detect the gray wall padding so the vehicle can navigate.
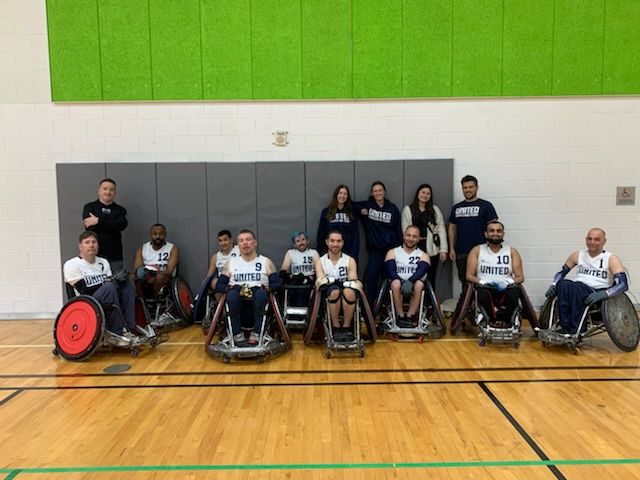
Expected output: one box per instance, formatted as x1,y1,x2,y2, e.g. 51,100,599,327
57,159,453,300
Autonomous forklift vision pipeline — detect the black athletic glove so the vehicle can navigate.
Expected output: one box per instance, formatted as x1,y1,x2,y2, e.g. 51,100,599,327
584,290,607,306
545,284,556,298
113,269,129,283
400,280,413,296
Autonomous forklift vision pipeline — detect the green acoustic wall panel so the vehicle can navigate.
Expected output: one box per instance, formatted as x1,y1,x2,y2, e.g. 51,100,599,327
149,0,203,100
98,0,152,100
353,0,403,98
502,0,553,96
201,0,252,99
302,0,352,99
403,0,453,98
251,0,302,99
603,0,640,94
47,0,102,101
553,0,605,95
452,0,503,97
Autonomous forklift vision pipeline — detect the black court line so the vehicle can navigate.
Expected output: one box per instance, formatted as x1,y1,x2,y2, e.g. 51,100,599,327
479,382,567,480
0,389,23,407
0,364,639,379
2,377,640,392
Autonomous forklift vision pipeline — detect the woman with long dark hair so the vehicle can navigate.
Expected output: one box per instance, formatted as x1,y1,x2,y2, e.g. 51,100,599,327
317,184,359,261
401,183,448,289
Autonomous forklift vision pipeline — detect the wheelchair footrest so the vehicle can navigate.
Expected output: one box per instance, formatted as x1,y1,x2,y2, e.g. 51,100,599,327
538,329,576,346
285,307,308,317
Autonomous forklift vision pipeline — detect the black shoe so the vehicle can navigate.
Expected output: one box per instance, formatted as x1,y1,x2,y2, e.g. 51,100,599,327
344,331,355,342
397,315,413,328
332,328,346,342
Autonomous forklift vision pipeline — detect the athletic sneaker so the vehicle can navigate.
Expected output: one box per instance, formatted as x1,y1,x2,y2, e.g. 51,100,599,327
233,332,247,347
396,315,413,328
248,332,259,346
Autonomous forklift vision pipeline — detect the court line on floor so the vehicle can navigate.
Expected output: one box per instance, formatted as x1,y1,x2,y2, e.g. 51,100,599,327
2,458,640,477
0,390,22,407
2,377,640,392
1,365,639,379
479,382,566,480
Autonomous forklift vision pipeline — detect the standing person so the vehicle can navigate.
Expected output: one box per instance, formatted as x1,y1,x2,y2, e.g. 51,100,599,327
401,184,448,289
359,181,403,307
447,175,498,285
317,184,360,261
82,178,128,272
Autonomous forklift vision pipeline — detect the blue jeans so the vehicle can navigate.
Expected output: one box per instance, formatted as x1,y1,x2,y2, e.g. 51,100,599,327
226,286,268,335
92,280,136,334
556,279,594,333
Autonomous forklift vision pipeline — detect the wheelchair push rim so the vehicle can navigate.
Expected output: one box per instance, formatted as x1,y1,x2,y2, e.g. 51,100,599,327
603,293,640,352
171,276,195,323
54,296,104,361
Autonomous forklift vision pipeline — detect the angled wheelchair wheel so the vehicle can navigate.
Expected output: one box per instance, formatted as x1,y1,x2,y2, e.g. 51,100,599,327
54,296,105,361
193,274,215,324
602,294,640,352
538,296,556,330
135,297,151,328
425,282,446,337
170,276,195,323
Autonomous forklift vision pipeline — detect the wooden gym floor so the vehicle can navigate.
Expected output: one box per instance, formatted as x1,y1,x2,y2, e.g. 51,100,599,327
1,319,640,480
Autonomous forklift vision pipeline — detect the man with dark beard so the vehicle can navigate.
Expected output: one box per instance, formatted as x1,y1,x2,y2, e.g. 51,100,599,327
131,223,180,298
465,221,524,326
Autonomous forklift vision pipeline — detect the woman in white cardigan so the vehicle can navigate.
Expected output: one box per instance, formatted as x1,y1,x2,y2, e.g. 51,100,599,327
401,184,448,289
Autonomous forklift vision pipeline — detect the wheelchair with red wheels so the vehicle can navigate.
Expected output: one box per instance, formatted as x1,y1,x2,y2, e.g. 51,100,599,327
135,276,194,330
204,289,291,363
536,292,639,353
373,278,445,342
53,284,162,361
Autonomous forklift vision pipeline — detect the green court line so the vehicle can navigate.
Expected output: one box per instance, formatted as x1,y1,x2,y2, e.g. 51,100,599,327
3,458,640,476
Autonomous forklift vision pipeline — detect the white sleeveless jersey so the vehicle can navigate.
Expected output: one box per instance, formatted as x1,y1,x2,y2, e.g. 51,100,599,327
575,250,612,289
142,241,174,272
63,256,112,295
228,254,270,288
288,248,318,277
216,245,240,271
477,244,513,283
394,246,426,281
320,253,351,282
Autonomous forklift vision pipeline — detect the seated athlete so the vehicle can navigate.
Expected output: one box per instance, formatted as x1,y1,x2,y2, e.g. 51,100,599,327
63,231,137,343
315,230,360,342
545,227,628,334
206,229,239,295
215,229,281,346
131,223,179,298
280,231,319,307
384,225,431,328
466,221,523,326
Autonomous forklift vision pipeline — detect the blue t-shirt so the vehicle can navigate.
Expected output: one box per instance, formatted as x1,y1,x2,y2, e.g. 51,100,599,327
448,198,498,255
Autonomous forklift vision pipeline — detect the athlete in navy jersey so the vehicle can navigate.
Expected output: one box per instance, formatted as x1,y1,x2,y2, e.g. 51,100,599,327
546,228,628,333
466,221,524,325
82,178,128,271
317,184,360,261
447,175,498,285
358,181,403,307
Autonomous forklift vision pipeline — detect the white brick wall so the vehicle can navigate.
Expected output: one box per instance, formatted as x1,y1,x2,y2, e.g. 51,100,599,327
1,1,640,317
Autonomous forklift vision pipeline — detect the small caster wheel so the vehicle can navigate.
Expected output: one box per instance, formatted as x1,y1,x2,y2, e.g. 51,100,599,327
359,348,365,358
391,334,399,342
130,348,139,357
541,341,548,348
513,342,520,349
324,349,332,359
569,345,579,355
257,354,266,363
418,335,424,343
223,355,231,364
52,348,59,356
478,338,486,347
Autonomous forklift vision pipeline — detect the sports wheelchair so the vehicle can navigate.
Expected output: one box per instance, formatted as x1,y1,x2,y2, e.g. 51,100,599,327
373,278,446,341
537,292,639,353
135,275,194,330
450,282,538,348
280,284,314,329
53,283,162,361
303,281,376,358
204,288,291,363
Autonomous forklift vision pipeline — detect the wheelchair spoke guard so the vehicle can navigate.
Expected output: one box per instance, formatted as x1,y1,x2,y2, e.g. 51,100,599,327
54,296,105,361
603,294,640,352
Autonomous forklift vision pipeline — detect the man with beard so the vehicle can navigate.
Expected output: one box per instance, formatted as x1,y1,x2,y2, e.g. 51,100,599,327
545,227,628,334
131,223,179,299
465,221,523,326
448,175,498,285
280,231,319,307
384,225,431,328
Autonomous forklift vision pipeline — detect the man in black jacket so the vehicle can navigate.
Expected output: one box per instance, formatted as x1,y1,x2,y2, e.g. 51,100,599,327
83,178,128,271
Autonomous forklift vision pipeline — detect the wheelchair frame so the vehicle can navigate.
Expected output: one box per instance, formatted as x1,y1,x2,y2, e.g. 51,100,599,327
136,276,194,330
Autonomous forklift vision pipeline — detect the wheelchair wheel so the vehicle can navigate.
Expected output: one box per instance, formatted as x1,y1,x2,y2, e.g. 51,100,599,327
602,294,640,352
426,282,446,337
54,296,105,361
135,297,151,328
171,276,194,323
538,296,556,330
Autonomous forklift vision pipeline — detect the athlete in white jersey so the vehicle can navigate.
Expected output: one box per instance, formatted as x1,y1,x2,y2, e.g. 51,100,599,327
466,221,524,325
64,231,136,338
546,227,627,333
315,230,359,342
206,230,239,296
216,229,281,346
280,231,320,307
384,226,431,327
131,224,179,298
